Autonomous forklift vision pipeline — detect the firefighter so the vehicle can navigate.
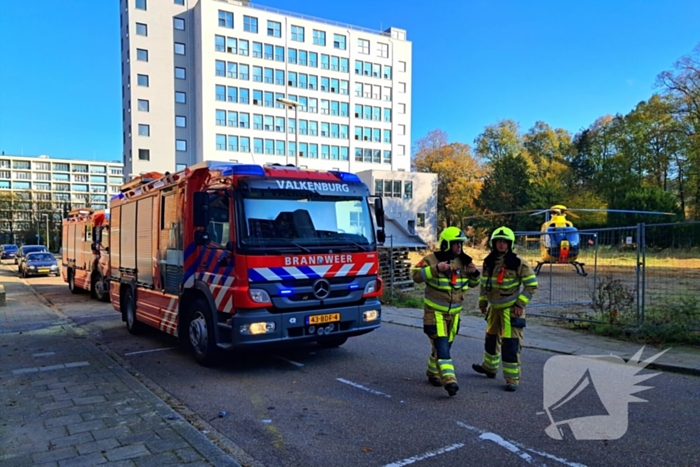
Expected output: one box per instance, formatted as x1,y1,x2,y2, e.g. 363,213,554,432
412,226,480,397
472,226,538,392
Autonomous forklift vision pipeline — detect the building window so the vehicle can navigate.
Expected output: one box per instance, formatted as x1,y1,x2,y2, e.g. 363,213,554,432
398,82,406,93
175,116,186,127
244,15,258,33
136,49,148,61
417,212,425,227
407,220,415,235
137,74,149,86
267,20,281,37
333,34,346,50
175,67,186,79
136,23,147,36
291,25,304,42
138,124,150,136
175,91,186,103
383,150,392,164
313,29,326,46
377,43,389,58
218,10,234,29
399,60,407,72
216,134,226,150
136,0,146,10
174,17,185,30
398,144,406,156
137,99,149,112
138,149,150,161
404,181,413,199
398,103,406,114
374,179,383,196
358,39,369,54
174,0,184,4
176,140,187,151
174,42,185,55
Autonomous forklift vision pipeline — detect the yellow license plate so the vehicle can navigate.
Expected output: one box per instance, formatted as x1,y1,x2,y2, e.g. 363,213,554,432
39,269,50,273
306,313,340,325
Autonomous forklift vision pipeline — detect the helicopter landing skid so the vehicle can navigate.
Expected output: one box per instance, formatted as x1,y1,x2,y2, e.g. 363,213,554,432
534,261,588,277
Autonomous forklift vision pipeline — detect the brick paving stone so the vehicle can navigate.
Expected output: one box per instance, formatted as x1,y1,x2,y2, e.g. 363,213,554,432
73,395,107,405
133,451,182,466
117,431,162,446
67,419,107,435
174,447,205,463
57,451,108,466
144,437,191,454
76,437,122,455
49,432,96,450
91,425,133,441
31,446,79,464
41,400,76,412
44,414,84,429
103,443,150,462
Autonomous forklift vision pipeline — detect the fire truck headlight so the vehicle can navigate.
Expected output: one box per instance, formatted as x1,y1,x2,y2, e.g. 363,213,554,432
363,280,378,295
363,310,379,322
249,289,271,303
240,322,276,335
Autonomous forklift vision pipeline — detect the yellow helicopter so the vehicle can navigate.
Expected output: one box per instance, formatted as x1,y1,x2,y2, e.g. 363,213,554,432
464,205,675,277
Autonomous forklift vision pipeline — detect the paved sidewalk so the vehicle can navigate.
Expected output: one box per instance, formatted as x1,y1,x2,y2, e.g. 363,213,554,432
0,273,241,467
382,306,700,375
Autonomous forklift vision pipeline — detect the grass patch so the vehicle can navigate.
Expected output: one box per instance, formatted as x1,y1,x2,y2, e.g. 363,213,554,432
381,284,424,309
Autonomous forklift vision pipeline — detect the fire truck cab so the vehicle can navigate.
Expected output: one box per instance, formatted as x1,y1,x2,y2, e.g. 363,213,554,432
109,162,386,366
61,208,111,301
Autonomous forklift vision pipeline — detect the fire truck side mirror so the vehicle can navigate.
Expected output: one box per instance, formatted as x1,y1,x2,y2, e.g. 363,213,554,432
377,230,386,244
374,198,385,229
193,192,209,227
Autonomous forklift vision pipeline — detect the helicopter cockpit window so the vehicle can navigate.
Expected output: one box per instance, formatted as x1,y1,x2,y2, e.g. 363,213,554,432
544,227,580,248
206,192,230,245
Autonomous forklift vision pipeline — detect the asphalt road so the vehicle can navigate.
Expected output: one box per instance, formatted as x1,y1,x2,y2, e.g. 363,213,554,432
4,264,699,467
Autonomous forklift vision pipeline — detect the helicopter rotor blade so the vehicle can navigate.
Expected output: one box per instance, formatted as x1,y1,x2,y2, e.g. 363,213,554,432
565,208,675,216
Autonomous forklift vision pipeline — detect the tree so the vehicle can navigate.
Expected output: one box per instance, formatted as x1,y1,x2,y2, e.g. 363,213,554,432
522,121,572,209
413,130,485,228
474,119,523,163
476,154,533,230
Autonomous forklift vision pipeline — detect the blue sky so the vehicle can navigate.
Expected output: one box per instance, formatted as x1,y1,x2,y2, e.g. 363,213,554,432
0,0,698,162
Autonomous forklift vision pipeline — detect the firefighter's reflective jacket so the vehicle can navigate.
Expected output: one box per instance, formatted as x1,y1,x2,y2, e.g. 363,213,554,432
478,251,538,310
412,252,481,313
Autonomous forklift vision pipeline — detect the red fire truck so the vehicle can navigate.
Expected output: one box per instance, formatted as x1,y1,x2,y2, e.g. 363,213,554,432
61,208,111,301
109,162,386,366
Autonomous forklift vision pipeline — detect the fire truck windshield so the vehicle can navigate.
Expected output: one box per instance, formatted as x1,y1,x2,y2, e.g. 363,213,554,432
238,192,375,252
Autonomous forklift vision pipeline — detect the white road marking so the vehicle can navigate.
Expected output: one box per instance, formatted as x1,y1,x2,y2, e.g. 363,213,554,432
12,361,89,375
479,432,534,464
271,355,304,367
383,443,465,467
124,347,177,356
33,352,56,358
456,421,587,467
336,378,391,398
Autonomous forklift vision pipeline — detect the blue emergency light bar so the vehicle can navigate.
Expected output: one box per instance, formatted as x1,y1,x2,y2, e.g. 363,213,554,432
216,164,266,177
279,289,293,296
329,171,361,183
110,193,125,202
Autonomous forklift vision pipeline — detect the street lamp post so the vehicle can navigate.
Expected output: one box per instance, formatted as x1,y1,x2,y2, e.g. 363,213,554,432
41,214,49,252
276,98,299,166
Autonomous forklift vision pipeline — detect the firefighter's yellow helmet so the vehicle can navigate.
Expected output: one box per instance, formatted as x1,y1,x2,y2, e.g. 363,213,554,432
439,226,467,251
490,226,515,249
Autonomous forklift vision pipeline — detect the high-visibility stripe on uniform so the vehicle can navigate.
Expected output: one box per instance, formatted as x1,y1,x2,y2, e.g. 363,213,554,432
488,295,518,307
482,352,500,373
503,361,520,381
503,307,512,338
438,359,456,383
449,314,460,341
522,274,538,286
518,292,532,305
424,297,463,313
427,355,438,377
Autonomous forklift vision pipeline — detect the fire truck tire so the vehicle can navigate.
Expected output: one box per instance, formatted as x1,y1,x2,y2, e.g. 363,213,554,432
68,270,81,294
124,288,145,334
92,272,110,302
317,336,348,348
188,298,219,367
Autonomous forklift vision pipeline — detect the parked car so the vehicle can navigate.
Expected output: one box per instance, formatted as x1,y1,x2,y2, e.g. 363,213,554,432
15,245,48,267
20,252,59,278
1,244,18,261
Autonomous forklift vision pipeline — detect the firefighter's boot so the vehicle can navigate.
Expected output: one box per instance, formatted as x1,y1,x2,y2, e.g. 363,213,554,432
426,355,442,386
444,383,459,397
472,363,496,379
505,380,518,392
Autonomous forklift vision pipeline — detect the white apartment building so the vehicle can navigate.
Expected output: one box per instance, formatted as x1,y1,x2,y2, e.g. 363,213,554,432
120,0,435,245
0,154,124,244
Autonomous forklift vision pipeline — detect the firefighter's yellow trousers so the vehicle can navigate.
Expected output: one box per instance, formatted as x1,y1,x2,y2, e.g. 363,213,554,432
480,307,525,384
424,307,460,386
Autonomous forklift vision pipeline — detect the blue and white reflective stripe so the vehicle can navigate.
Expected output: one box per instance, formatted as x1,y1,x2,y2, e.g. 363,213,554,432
248,265,333,282
357,262,373,275
335,263,354,277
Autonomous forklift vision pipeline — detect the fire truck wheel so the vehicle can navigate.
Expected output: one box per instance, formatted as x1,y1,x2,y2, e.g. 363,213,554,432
124,288,144,334
68,270,81,294
93,273,110,302
317,336,348,348
188,298,219,367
